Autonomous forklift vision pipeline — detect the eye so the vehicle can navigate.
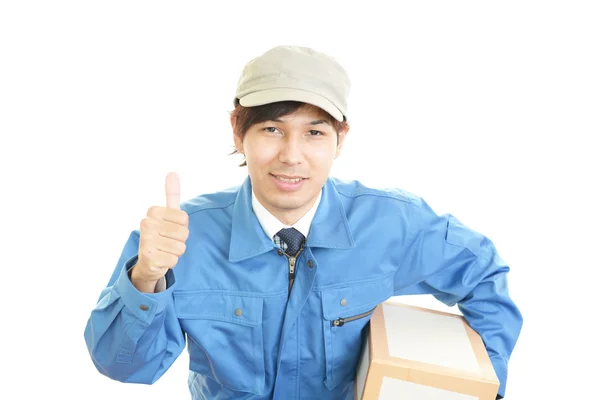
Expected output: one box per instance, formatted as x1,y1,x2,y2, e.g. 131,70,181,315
309,130,324,136
263,127,282,134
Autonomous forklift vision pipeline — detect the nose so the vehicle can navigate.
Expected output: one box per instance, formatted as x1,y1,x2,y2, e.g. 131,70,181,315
278,135,304,165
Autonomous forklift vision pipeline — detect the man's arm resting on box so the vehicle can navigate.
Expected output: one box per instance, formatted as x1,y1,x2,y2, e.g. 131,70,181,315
393,198,523,398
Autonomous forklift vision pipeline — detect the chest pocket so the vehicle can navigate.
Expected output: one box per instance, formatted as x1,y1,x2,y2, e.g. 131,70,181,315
321,277,394,390
173,292,265,395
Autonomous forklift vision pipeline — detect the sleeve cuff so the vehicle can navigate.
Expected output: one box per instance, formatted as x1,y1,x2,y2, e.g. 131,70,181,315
115,255,176,326
154,276,167,292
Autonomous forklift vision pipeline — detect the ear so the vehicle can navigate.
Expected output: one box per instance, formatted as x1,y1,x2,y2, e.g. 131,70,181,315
334,125,350,159
231,115,244,155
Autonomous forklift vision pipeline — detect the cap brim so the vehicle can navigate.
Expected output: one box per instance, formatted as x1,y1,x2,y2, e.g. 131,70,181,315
238,88,344,122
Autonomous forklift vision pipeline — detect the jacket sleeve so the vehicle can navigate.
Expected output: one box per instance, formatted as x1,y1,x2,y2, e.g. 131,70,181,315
394,198,523,399
83,230,186,384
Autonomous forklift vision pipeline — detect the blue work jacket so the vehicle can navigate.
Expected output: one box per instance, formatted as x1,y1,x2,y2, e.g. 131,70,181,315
84,176,522,399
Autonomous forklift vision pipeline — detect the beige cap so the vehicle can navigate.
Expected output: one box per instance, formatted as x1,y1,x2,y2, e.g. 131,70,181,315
234,45,351,121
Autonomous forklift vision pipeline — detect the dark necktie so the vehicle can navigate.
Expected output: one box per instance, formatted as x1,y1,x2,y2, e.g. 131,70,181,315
276,227,305,256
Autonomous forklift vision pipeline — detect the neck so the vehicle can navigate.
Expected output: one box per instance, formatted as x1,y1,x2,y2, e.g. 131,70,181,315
259,195,318,227
274,211,304,227
270,203,312,226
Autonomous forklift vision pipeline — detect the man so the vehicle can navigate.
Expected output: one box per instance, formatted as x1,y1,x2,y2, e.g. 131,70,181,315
84,45,522,399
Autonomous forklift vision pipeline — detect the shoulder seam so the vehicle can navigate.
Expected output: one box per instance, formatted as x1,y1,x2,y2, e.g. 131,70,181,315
329,178,419,204
336,189,418,204
184,197,237,216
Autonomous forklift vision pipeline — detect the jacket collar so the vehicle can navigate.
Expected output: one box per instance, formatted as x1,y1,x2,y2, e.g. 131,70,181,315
228,176,355,263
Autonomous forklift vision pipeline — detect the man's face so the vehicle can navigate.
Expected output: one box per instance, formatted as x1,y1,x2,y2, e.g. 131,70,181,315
233,105,348,224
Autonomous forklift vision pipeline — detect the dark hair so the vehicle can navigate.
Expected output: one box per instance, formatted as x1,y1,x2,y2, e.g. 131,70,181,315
229,101,349,167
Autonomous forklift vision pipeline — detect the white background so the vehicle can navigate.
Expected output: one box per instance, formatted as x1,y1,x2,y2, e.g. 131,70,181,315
1,1,598,399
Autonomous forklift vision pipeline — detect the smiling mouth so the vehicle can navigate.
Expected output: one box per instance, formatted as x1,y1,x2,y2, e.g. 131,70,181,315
271,174,306,183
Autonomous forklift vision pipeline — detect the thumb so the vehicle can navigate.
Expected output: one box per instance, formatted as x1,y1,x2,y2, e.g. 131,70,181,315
165,172,180,209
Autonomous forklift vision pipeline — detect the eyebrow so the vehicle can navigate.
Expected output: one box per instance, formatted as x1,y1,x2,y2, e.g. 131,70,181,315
307,119,331,126
268,119,331,126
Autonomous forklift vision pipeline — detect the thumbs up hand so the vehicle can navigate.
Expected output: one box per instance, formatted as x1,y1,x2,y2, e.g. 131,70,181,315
130,172,190,293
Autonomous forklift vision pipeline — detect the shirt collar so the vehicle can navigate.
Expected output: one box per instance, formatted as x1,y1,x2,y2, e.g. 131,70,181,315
251,187,321,240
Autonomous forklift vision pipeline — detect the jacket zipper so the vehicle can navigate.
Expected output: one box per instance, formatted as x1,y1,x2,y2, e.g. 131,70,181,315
284,244,305,298
331,307,377,327
288,256,296,296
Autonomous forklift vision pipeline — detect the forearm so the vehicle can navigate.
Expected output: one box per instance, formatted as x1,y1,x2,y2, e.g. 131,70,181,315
84,260,184,383
457,267,522,398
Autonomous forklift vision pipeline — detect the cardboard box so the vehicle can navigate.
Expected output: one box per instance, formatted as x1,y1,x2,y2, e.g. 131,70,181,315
356,301,499,399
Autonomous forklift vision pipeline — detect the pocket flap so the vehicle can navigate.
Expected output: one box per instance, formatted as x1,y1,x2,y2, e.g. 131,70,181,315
321,277,393,320
174,292,263,327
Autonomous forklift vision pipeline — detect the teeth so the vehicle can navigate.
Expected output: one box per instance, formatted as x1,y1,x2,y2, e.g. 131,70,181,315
275,176,302,183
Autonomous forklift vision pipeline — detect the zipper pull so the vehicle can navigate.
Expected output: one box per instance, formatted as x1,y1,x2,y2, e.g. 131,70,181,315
332,318,345,327
288,257,296,296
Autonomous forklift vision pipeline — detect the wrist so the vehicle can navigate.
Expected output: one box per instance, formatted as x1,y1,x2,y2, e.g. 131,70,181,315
129,264,160,293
